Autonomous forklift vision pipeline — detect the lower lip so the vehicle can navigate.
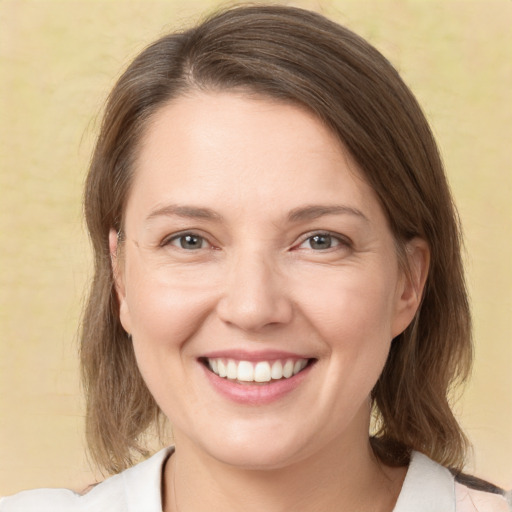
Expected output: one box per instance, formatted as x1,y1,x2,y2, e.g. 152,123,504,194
201,362,314,405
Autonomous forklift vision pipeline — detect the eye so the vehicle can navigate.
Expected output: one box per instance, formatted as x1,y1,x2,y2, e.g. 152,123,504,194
297,232,348,251
167,233,209,250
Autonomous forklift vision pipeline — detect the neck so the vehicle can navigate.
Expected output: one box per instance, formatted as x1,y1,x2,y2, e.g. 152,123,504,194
163,430,406,512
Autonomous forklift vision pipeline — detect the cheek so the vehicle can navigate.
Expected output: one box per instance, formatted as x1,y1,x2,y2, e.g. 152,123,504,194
122,259,220,355
123,264,221,417
292,264,398,403
282,266,398,437
294,264,399,346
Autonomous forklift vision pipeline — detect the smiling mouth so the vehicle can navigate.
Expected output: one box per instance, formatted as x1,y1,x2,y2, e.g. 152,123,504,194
200,357,316,384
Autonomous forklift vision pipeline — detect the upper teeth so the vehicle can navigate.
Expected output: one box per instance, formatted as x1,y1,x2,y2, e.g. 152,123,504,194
207,358,308,382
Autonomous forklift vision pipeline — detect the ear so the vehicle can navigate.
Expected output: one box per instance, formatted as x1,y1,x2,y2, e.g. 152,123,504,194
109,229,132,335
391,237,430,338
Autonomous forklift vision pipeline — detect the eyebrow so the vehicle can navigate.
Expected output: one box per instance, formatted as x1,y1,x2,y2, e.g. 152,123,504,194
145,203,368,224
145,204,224,223
287,204,369,223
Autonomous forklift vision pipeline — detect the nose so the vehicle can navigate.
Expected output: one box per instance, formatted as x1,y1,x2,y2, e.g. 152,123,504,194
216,251,293,332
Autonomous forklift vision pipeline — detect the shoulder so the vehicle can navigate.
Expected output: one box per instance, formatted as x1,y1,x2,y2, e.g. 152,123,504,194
394,451,511,512
0,475,126,512
0,447,173,512
0,488,82,512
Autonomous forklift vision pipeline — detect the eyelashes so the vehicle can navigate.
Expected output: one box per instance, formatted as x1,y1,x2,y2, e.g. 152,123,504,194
161,230,352,253
295,232,351,251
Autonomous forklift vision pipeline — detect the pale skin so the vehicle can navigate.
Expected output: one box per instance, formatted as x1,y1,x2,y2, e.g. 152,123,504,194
110,91,429,512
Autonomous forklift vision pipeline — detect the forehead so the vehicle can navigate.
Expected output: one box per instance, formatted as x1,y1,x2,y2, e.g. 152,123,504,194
127,91,382,224
140,90,344,160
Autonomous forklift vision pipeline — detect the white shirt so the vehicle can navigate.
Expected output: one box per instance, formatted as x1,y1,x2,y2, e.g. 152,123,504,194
1,448,510,511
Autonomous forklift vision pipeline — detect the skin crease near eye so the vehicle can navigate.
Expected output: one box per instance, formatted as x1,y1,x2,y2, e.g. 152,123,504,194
109,91,429,512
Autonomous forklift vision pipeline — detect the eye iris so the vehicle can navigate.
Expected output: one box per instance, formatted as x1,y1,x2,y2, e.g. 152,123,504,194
180,234,203,250
310,234,332,250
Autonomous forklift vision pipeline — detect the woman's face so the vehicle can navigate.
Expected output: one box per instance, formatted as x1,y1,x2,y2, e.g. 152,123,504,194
112,92,426,469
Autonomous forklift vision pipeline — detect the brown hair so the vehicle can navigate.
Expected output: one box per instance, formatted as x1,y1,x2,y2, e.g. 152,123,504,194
82,4,472,474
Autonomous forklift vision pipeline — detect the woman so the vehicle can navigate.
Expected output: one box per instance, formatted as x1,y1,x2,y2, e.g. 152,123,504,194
1,5,509,511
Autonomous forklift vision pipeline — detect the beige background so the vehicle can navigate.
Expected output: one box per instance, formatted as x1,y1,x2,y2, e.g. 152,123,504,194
1,0,511,496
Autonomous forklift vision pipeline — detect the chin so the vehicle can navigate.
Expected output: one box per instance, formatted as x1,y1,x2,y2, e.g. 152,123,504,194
197,428,314,471
212,446,302,471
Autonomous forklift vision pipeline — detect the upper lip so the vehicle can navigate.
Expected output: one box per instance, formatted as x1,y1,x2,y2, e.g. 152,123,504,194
200,349,313,362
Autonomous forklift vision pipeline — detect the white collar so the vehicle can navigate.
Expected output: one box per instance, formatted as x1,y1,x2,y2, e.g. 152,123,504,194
393,451,455,511
121,446,174,512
